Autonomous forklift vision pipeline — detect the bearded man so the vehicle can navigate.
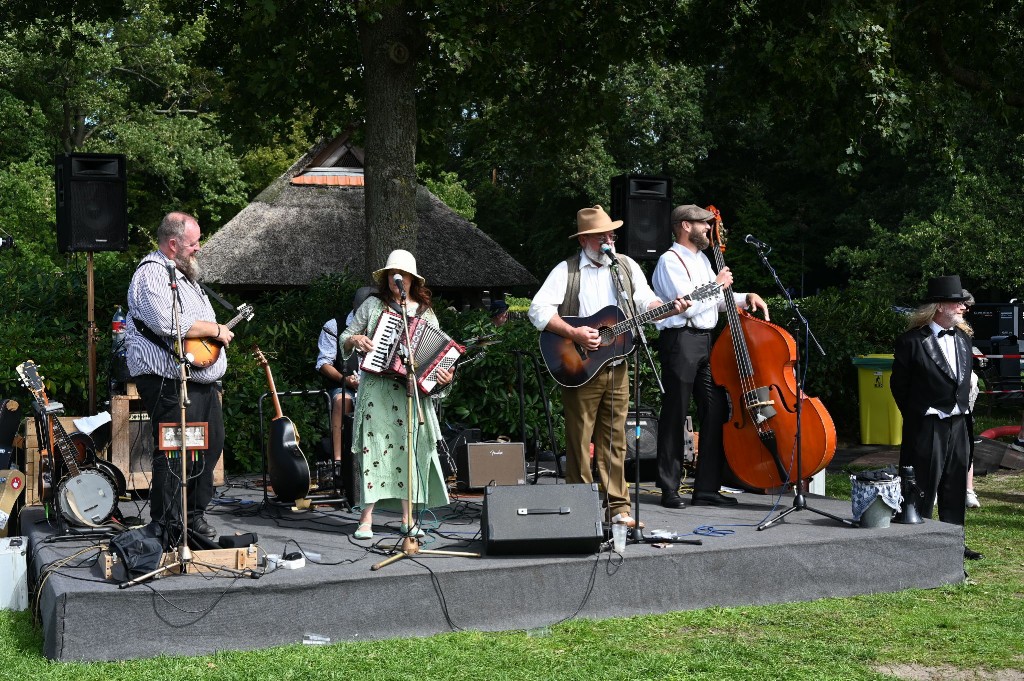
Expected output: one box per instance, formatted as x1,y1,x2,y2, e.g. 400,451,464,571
891,275,981,560
126,211,232,544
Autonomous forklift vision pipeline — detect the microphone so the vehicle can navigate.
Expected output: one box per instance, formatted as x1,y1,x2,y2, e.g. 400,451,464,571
600,243,619,265
166,263,177,286
744,234,771,251
392,273,407,299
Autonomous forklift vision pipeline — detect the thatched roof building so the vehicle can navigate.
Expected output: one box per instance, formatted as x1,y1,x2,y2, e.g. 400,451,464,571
200,135,537,300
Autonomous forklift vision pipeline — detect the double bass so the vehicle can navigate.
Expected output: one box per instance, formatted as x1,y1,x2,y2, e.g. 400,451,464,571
706,206,836,491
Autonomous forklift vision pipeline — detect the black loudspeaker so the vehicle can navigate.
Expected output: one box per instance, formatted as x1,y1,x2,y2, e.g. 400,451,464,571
459,442,526,489
610,174,673,261
624,410,658,482
54,152,128,253
482,483,603,555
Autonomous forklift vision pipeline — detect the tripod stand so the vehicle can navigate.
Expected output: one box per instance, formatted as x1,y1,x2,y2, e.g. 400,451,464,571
371,289,478,571
121,265,254,587
751,242,853,530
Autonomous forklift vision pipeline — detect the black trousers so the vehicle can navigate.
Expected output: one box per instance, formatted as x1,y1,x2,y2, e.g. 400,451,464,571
135,374,224,527
656,328,729,495
899,413,969,526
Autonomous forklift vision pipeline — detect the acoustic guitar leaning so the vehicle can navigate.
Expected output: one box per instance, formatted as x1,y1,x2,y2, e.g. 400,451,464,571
539,282,722,388
253,346,310,503
184,303,255,368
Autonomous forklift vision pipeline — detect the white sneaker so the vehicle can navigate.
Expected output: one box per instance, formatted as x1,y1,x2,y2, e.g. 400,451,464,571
1010,439,1024,453
966,489,981,508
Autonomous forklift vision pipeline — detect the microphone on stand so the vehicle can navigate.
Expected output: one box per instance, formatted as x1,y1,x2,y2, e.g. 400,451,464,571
393,273,407,300
600,243,620,266
744,234,771,252
166,263,178,286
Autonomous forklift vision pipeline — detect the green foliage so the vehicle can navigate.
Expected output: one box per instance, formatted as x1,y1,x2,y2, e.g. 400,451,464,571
417,164,476,221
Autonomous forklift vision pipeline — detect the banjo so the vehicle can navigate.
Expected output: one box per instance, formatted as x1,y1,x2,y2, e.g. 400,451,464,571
16,361,118,527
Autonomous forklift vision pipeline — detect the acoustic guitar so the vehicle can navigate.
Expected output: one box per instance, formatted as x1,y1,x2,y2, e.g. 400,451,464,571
185,303,255,368
16,361,118,527
0,468,26,538
253,347,310,503
539,282,722,387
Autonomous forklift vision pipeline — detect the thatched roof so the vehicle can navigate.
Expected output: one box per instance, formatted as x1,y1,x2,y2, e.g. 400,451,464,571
200,140,536,290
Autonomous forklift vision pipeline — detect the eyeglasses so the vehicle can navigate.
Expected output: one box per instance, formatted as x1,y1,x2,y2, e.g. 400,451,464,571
587,232,618,243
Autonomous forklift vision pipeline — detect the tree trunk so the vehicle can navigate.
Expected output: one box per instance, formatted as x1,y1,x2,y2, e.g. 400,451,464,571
358,2,420,281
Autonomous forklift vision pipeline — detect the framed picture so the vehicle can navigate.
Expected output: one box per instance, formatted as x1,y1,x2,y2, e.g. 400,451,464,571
157,422,209,451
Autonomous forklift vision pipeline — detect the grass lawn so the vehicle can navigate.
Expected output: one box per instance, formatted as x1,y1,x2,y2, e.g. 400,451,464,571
2,469,1022,681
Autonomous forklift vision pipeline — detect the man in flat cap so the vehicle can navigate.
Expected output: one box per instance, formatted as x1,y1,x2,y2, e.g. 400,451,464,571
529,205,689,529
891,274,981,560
652,204,769,509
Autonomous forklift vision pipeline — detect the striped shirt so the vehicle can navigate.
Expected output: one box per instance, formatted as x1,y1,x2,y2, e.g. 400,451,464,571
125,250,227,383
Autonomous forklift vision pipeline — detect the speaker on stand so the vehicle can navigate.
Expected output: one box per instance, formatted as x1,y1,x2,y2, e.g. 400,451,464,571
610,174,673,261
54,153,128,253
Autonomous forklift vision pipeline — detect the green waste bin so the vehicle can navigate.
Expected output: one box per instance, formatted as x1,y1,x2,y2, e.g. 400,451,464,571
852,354,903,445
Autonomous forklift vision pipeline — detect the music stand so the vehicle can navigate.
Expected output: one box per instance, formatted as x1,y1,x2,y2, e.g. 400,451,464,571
752,244,853,530
371,291,479,571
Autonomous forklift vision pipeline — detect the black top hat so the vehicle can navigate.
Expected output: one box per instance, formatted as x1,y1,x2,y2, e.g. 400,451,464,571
924,275,969,302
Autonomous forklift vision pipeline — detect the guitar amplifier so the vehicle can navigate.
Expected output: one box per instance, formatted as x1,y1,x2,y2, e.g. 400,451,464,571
483,483,603,555
457,442,526,489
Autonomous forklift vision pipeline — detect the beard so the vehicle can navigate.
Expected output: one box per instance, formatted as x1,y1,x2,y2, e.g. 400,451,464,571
583,243,611,265
689,229,710,251
174,253,200,282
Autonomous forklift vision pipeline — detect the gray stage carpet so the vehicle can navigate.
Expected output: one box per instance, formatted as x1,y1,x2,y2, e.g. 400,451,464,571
23,477,965,661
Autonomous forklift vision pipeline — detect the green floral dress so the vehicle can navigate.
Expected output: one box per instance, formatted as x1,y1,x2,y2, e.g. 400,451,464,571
340,296,450,513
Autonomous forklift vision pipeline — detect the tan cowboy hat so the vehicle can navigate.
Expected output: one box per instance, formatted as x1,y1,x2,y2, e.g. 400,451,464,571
570,205,623,238
372,249,425,285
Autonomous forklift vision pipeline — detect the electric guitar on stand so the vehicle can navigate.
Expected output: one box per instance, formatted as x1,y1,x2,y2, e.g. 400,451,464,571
539,282,722,387
253,347,310,503
185,303,255,368
16,361,119,527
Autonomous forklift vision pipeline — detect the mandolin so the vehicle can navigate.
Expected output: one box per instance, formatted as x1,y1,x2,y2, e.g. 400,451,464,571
184,303,254,368
253,346,310,503
539,282,722,388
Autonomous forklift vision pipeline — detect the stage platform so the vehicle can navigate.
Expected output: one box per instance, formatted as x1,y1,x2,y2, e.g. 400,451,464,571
22,476,966,662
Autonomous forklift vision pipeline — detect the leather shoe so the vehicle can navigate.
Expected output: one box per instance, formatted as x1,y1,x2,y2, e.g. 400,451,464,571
188,515,217,540
964,546,983,561
661,492,684,509
691,491,739,506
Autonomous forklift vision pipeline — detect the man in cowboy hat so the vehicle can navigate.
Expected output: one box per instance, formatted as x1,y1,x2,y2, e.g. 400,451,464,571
652,204,769,509
891,274,981,560
528,205,689,528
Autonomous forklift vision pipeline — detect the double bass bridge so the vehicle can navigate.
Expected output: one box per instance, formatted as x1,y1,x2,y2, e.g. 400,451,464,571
743,386,777,425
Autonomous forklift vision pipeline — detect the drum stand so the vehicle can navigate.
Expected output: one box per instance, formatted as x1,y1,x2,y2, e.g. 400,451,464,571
121,267,255,587
372,293,478,571
752,244,853,530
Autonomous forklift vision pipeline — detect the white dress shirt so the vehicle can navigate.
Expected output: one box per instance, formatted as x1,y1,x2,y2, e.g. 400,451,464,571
925,320,963,417
651,242,747,330
528,251,661,331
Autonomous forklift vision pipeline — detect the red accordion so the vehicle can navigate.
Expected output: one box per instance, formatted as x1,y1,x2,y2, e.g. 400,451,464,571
360,309,464,394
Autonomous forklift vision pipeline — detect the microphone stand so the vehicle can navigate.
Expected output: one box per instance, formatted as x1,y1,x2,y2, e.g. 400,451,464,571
604,250,701,547
122,265,255,587
752,243,853,530
373,284,478,570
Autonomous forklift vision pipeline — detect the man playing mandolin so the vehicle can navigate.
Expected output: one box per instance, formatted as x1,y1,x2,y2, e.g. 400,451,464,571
652,205,769,509
125,211,231,543
529,205,689,529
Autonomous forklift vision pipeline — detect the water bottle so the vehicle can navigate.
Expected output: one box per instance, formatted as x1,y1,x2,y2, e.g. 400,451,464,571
111,305,126,352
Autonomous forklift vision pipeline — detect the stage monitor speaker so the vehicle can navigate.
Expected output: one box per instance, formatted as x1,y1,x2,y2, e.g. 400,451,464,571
611,174,673,261
482,483,603,555
54,152,128,253
624,410,658,463
459,442,526,489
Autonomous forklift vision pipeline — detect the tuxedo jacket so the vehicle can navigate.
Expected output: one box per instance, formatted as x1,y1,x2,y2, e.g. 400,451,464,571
890,325,972,420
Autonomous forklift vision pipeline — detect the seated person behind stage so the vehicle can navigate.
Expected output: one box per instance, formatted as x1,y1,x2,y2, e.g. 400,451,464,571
316,286,377,480
339,250,454,540
490,298,510,327
125,211,231,543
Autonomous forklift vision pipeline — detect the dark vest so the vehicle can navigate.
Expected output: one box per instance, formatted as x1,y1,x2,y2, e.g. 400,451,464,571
558,251,636,317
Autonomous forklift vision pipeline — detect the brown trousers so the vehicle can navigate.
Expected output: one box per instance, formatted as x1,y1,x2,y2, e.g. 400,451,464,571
561,362,631,517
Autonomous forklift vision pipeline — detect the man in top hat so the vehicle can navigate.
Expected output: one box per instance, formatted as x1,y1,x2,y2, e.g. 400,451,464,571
652,204,770,509
891,274,981,560
528,205,689,528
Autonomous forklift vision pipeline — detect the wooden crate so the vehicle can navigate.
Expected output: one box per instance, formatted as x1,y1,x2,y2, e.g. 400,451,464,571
100,544,259,581
110,383,225,492
21,415,82,507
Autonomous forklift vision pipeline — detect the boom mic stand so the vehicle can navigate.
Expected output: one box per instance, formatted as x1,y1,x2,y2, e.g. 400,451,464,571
752,243,853,530
372,287,478,571
605,251,701,547
122,265,254,587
